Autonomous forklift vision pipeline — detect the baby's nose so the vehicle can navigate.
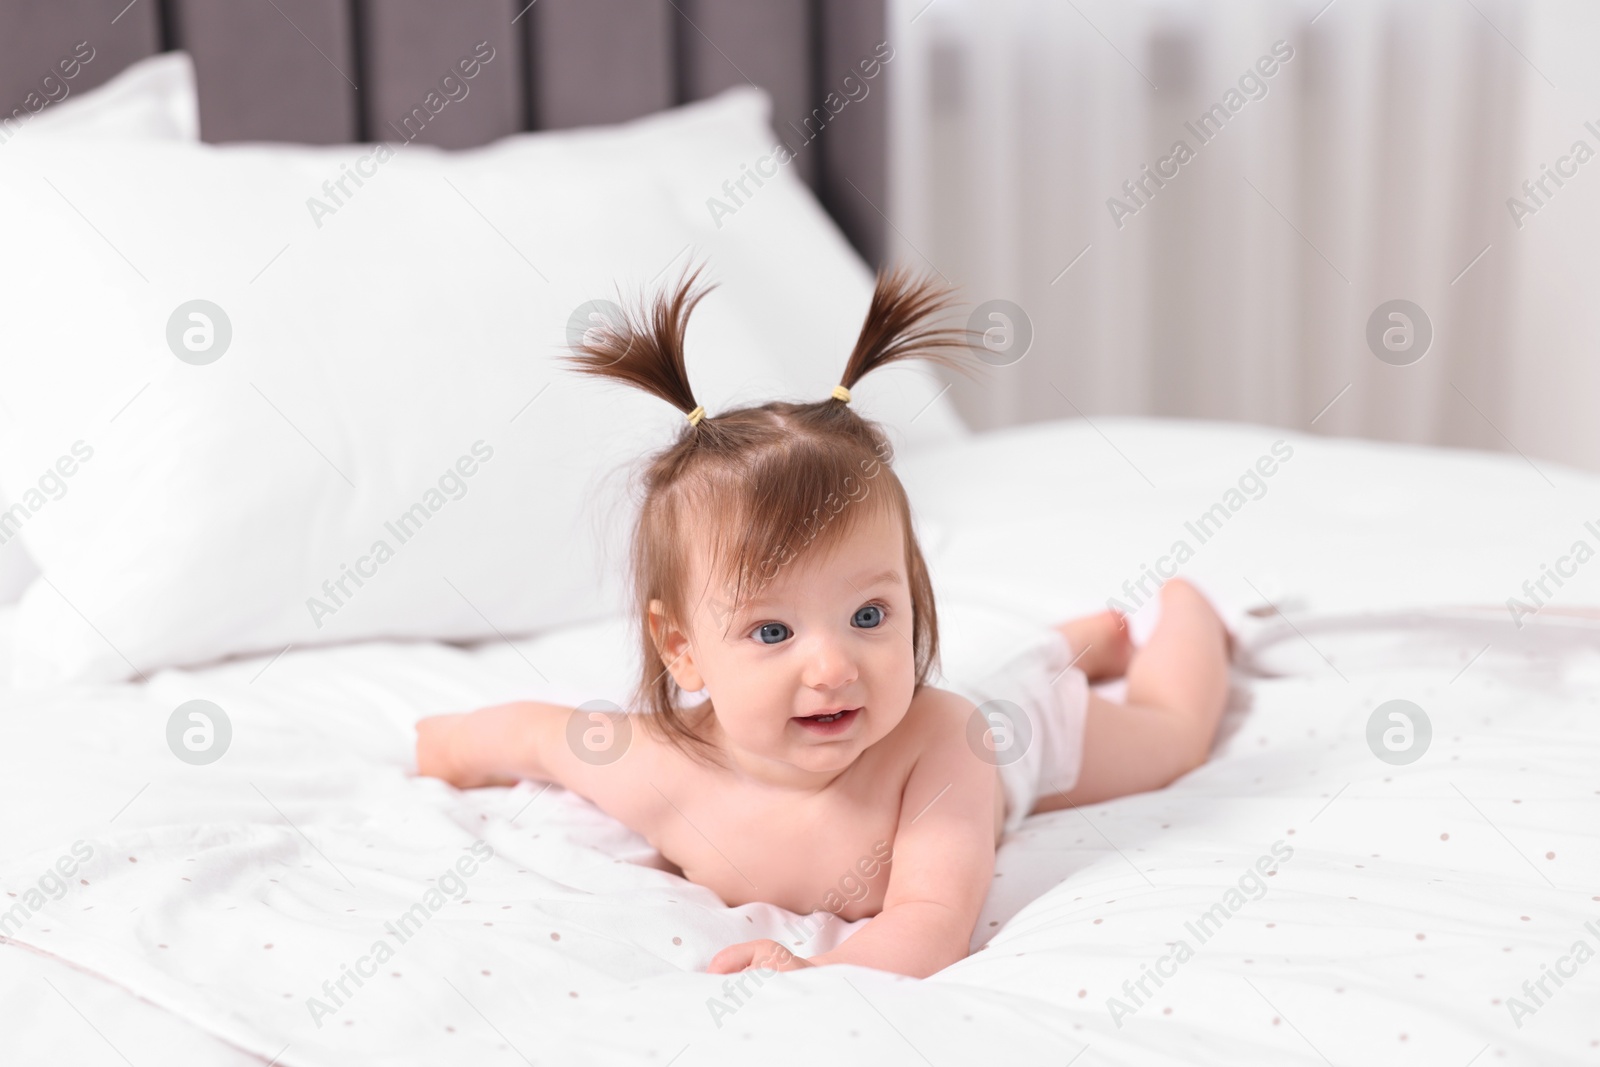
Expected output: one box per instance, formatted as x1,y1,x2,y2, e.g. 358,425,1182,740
802,635,858,689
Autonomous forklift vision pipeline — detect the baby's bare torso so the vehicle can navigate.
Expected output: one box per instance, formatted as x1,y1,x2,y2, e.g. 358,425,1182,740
612,686,1004,919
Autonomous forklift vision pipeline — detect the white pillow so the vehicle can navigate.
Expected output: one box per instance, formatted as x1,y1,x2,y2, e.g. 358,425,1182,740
0,51,200,608
0,86,969,687
6,50,199,143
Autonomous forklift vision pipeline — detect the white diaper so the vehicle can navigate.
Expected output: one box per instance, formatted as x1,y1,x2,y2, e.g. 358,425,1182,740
941,628,1090,838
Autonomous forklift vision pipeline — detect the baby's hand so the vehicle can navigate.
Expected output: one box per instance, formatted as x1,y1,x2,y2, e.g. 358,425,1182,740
706,939,814,974
415,713,520,789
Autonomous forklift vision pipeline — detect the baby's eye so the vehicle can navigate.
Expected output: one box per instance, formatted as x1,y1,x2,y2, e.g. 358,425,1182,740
753,622,791,645
853,603,886,629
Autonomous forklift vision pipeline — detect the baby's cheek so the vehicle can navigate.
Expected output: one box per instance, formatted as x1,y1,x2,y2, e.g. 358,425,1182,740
887,659,918,718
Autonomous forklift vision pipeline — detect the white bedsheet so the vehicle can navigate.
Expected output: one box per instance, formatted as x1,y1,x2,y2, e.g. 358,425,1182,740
2,416,1598,1067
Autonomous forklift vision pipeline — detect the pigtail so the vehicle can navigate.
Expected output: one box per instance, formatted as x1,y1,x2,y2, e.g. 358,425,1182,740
839,265,984,392
562,261,717,422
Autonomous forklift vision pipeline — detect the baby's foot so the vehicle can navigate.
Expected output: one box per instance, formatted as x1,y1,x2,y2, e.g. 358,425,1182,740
1054,609,1134,682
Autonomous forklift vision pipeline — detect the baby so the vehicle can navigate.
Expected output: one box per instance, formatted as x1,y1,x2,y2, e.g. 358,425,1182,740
415,264,1232,979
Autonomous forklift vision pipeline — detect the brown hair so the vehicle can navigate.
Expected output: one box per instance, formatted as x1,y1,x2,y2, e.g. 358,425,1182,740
563,262,981,767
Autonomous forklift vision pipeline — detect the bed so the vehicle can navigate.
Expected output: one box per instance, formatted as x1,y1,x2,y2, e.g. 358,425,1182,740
4,5,1599,1067
4,413,1598,1065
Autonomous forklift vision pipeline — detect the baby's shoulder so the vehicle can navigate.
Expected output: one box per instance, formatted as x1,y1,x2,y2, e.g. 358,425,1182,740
536,703,698,842
871,683,980,771
883,683,1004,843
901,683,979,737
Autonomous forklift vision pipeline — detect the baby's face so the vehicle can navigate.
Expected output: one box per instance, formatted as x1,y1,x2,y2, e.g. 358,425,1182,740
673,502,918,783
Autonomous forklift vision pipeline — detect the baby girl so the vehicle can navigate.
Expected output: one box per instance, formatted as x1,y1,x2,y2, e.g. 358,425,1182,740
415,264,1232,979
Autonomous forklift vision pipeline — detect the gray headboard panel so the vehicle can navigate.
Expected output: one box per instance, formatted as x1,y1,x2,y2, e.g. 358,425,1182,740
181,0,361,143
0,0,888,265
530,0,675,128
3,0,162,104
360,0,524,147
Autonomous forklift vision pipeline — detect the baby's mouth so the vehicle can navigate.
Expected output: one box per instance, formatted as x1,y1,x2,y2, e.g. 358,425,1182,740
792,707,861,734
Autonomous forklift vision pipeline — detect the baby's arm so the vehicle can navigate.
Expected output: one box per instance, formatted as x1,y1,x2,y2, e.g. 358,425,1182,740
416,702,665,839
415,701,560,789
807,689,995,977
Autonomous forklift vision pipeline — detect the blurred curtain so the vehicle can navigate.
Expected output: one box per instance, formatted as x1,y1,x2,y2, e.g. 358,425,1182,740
886,0,1551,463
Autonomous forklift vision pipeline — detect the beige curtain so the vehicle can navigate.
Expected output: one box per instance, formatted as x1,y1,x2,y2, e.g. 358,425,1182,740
887,0,1598,475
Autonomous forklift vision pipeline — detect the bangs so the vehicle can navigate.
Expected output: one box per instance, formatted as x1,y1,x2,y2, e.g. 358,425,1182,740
683,441,902,637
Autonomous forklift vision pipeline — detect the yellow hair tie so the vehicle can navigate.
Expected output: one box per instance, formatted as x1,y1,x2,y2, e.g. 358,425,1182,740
686,405,707,426
830,385,852,403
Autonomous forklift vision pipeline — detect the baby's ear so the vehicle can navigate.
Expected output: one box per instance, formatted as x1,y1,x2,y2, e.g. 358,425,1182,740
647,599,702,687
646,598,684,655
647,598,671,650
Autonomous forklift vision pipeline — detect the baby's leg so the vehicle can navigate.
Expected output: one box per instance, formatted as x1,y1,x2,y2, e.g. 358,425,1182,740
1053,609,1134,682
1033,578,1229,809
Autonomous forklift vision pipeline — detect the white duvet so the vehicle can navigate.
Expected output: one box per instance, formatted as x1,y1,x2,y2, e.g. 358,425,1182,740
2,417,1598,1067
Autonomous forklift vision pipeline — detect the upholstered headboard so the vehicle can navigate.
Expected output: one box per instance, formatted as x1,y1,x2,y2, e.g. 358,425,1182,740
1,0,888,265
